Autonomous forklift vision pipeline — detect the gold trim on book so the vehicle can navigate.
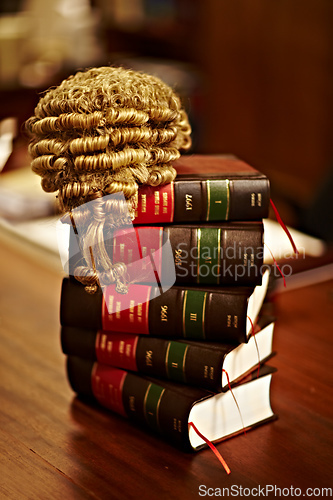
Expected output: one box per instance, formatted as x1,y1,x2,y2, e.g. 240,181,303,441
182,290,188,335
143,383,165,432
196,228,201,284
182,345,189,376
155,388,165,432
165,342,171,377
206,180,211,221
143,382,152,421
202,292,208,336
225,179,230,220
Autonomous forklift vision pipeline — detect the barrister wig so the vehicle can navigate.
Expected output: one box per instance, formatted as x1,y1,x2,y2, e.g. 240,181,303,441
25,66,192,292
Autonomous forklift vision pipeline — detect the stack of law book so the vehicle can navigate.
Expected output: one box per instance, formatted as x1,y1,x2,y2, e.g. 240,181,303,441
59,155,277,458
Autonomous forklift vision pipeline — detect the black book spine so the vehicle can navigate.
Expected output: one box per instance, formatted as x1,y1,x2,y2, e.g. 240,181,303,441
67,222,264,288
173,176,270,222
60,279,251,343
66,356,207,450
134,175,270,223
61,327,228,391
162,223,264,286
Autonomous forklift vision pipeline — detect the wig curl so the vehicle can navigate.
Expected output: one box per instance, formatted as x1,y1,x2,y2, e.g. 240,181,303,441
26,66,192,292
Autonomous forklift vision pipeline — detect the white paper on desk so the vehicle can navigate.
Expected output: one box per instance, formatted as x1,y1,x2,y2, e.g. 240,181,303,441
263,219,326,263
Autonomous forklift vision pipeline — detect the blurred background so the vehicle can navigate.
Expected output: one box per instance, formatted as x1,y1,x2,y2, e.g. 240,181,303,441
0,0,332,245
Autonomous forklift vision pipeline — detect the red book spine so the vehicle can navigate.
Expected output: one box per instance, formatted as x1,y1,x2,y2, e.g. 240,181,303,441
91,363,127,417
95,332,138,372
102,284,152,334
111,226,164,284
134,183,174,223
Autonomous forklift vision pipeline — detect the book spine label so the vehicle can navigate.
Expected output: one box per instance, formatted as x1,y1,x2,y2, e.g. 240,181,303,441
182,290,207,339
163,225,263,286
91,363,127,417
110,226,164,284
122,371,194,449
102,284,152,333
165,341,189,383
95,332,139,372
90,363,191,447
197,227,221,285
206,179,230,220
132,175,269,223
148,285,248,343
134,183,174,223
142,383,166,433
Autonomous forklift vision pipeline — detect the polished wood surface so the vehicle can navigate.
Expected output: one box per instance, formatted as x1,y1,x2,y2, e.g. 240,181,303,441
0,238,332,499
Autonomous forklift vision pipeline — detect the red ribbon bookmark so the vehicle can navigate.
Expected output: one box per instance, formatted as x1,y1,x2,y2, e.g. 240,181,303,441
188,422,231,474
270,199,299,255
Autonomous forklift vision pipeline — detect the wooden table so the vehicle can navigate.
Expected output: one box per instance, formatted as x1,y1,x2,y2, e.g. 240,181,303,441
0,234,332,499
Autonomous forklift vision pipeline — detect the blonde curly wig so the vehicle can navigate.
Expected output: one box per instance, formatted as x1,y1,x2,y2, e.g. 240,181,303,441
25,66,192,292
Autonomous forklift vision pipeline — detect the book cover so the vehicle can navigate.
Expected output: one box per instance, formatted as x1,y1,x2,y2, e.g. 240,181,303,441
66,221,265,288
60,270,269,344
66,357,276,452
133,154,270,223
61,321,275,392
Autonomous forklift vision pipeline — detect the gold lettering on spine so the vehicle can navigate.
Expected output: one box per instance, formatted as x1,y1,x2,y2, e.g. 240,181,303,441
134,191,139,218
163,192,168,214
161,305,168,322
108,295,114,316
100,333,107,351
185,193,193,211
125,343,132,357
119,243,125,261
170,181,175,221
154,190,160,215
141,193,147,213
204,365,208,379
137,302,143,323
174,248,183,266
129,395,135,412
145,350,153,367
116,301,121,319
190,313,197,321
129,300,135,323
173,418,182,432
257,193,262,206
